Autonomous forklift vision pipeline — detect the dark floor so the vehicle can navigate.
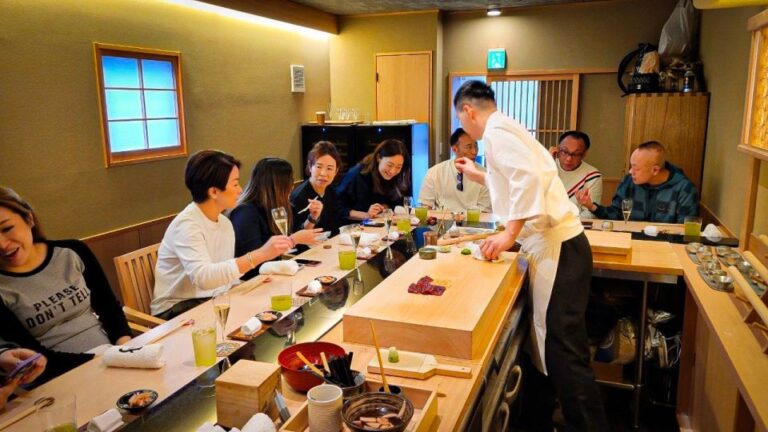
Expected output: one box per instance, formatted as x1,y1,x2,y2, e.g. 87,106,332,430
602,386,678,432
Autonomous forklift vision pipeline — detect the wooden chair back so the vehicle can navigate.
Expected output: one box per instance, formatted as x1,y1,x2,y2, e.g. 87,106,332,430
114,243,160,315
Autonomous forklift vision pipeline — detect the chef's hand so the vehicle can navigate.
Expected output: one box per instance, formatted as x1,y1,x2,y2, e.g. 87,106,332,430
575,189,597,212
454,157,485,184
480,231,517,261
307,199,323,221
367,203,384,218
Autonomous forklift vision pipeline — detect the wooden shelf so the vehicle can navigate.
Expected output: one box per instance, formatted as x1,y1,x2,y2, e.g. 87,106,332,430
738,144,768,162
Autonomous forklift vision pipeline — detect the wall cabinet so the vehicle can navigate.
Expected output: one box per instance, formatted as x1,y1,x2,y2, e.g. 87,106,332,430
623,93,710,192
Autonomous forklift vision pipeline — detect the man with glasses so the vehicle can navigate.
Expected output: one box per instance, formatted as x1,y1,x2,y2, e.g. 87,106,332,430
418,128,491,212
576,141,698,223
549,131,602,219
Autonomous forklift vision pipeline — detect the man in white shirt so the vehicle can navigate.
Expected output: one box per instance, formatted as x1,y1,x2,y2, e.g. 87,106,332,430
418,128,491,212
151,150,293,319
549,131,602,219
453,81,608,431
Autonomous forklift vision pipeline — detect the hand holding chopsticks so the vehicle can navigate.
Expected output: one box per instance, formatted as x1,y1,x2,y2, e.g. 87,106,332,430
297,196,319,214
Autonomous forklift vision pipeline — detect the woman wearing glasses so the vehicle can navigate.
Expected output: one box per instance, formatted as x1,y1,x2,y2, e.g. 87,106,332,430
549,131,603,219
230,158,322,280
418,128,491,213
290,141,344,236
337,139,411,221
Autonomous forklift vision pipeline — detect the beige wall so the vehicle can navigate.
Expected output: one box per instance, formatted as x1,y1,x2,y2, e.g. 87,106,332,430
0,0,330,239
699,6,765,234
329,12,440,157
442,0,676,177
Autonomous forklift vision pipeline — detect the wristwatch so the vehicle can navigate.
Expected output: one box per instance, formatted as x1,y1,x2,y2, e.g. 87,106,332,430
307,214,319,224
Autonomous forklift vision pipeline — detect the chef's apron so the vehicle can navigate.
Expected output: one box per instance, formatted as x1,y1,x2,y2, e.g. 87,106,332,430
519,230,561,375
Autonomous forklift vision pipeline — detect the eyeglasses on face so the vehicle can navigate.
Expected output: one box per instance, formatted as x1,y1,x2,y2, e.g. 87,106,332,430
558,147,585,159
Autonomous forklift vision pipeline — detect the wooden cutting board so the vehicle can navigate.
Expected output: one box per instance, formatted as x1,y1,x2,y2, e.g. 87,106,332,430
585,230,632,256
367,349,472,380
343,248,522,359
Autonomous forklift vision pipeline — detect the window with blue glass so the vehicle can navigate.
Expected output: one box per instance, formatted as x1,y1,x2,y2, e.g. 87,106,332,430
95,44,187,166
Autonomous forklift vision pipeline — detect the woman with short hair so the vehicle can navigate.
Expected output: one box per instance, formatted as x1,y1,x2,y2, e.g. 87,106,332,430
290,141,344,235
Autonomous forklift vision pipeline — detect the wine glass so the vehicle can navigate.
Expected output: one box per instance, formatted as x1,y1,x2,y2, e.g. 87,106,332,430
382,209,394,238
271,207,289,236
621,198,633,229
212,293,230,350
403,196,412,215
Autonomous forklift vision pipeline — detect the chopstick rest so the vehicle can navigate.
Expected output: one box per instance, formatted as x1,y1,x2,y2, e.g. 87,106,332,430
102,344,165,369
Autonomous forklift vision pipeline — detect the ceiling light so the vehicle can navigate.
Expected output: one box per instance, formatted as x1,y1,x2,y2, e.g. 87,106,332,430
487,6,502,17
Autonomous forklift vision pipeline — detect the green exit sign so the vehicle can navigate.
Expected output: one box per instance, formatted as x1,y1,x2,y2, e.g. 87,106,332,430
487,48,506,70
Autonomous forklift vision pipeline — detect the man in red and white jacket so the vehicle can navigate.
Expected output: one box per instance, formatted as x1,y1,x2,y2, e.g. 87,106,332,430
549,131,603,219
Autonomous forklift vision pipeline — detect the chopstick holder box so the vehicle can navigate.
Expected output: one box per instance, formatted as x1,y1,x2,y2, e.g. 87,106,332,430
215,360,281,428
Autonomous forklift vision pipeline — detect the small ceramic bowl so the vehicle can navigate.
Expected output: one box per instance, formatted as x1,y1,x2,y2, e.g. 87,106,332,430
696,250,714,262
342,392,414,432
699,260,719,272
255,310,282,324
686,242,703,254
715,246,731,257
736,260,753,273
117,389,158,413
725,252,742,266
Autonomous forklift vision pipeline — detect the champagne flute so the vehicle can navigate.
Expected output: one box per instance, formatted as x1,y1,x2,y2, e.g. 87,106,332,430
382,209,393,239
212,293,230,350
621,198,633,229
403,196,412,215
271,206,289,236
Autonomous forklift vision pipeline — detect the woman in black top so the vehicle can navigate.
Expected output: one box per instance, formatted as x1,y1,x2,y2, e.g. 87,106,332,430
290,141,344,236
230,158,322,280
337,139,410,221
0,187,131,385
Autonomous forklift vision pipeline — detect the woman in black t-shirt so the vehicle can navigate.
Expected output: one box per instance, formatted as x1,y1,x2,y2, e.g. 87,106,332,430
290,141,344,236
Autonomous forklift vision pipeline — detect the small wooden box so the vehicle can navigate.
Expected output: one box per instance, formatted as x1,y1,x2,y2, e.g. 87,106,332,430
215,360,281,428
280,380,438,432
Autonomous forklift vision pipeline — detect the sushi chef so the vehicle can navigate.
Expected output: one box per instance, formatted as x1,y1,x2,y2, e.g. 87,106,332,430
453,81,608,431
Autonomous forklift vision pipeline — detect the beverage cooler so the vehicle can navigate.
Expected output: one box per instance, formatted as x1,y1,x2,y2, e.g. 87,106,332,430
300,123,429,204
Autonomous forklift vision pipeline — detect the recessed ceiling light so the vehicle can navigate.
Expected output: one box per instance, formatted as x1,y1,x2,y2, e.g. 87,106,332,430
487,6,502,17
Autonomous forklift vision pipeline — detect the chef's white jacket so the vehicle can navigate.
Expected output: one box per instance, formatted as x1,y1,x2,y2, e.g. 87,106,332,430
483,111,584,374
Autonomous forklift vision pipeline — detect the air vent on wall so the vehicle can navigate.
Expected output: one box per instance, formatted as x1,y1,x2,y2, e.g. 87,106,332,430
291,64,305,93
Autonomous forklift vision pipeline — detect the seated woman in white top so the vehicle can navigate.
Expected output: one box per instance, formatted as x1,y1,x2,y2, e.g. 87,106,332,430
418,128,491,213
151,150,294,319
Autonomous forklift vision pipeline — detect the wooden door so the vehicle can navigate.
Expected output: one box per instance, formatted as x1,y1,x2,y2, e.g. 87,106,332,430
623,93,710,192
375,52,432,124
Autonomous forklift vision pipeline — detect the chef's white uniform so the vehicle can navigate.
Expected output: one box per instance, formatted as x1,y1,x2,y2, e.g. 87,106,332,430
482,111,583,374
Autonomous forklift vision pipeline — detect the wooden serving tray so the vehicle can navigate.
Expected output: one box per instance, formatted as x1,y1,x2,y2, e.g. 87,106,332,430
585,230,632,256
279,381,438,432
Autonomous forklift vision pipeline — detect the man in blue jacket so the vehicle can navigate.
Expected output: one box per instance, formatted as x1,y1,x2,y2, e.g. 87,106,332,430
577,141,698,223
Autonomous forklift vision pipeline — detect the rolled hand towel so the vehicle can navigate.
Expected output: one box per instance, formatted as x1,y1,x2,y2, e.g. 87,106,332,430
703,224,723,241
394,205,407,215
387,231,400,240
197,422,226,432
356,247,372,258
242,413,276,432
339,232,380,247
259,260,300,275
307,280,323,293
643,226,659,237
102,344,164,369
240,317,262,336
87,409,123,432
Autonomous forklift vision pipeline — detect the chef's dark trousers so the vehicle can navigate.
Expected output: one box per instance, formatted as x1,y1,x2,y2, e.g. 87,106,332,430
519,232,609,431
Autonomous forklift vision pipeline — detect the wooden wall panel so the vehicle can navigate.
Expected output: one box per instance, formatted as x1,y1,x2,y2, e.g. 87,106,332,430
623,93,710,193
83,215,174,302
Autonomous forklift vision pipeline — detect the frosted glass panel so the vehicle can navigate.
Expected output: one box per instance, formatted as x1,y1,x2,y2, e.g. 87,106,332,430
109,121,146,152
144,91,177,118
102,56,140,88
147,119,179,148
142,59,175,89
105,90,143,120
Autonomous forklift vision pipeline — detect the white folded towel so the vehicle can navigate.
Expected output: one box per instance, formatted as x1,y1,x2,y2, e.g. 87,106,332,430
643,226,659,237
466,242,486,261
394,205,407,215
197,422,227,432
356,247,372,258
338,232,380,247
703,224,723,241
102,344,164,369
387,231,400,240
259,260,300,275
87,409,123,432
307,280,323,293
240,317,262,336
242,413,276,432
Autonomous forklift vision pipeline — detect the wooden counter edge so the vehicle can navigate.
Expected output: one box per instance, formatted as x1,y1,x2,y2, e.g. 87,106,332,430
672,244,768,432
